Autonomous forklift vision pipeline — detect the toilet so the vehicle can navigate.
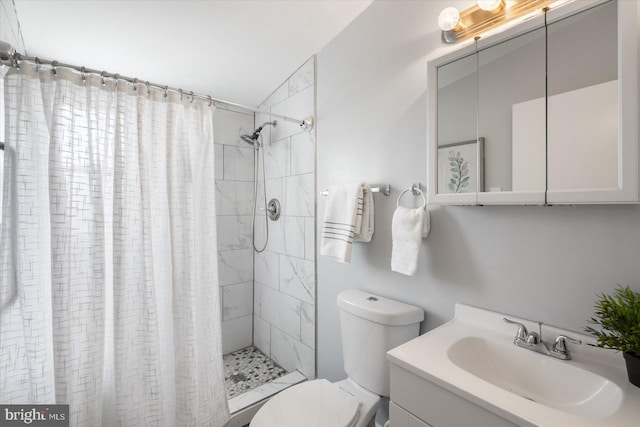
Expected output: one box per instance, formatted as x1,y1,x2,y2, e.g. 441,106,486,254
250,289,424,427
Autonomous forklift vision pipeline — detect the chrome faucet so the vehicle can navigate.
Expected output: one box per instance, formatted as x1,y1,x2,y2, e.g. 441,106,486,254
503,318,582,360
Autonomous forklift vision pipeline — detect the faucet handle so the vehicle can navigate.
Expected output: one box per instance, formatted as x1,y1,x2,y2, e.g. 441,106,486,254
503,318,528,342
552,335,582,354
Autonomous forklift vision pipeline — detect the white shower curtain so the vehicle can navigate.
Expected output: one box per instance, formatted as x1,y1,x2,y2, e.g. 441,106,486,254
0,63,229,426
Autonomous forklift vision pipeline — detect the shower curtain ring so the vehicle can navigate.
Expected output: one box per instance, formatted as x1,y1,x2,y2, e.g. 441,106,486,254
190,91,194,103
179,89,183,101
132,78,138,91
51,60,58,77
164,86,169,98
145,81,151,97
35,57,40,71
208,95,213,107
81,66,87,84
100,71,107,87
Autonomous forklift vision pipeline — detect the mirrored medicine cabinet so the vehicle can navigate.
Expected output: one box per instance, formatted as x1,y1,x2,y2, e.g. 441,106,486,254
427,0,640,205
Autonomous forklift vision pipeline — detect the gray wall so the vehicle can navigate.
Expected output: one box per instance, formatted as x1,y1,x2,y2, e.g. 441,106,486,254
316,0,640,382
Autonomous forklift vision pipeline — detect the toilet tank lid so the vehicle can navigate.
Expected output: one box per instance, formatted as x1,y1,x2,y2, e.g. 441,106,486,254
337,289,424,326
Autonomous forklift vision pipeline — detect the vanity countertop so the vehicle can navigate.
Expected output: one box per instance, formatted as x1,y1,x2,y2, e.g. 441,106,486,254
387,304,640,427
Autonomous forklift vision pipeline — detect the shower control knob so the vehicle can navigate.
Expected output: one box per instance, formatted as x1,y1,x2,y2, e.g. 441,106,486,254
267,199,281,221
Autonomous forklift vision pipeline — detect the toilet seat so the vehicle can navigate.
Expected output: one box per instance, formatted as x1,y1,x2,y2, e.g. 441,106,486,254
249,379,361,427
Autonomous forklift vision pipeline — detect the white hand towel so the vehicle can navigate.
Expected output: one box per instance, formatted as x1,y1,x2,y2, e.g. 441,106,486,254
321,183,364,263
423,207,430,238
391,206,426,276
355,184,374,242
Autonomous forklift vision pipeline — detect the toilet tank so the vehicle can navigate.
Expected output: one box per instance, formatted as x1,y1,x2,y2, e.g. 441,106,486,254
337,289,424,397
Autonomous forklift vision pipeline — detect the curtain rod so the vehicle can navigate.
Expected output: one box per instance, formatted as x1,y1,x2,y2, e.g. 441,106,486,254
0,40,313,131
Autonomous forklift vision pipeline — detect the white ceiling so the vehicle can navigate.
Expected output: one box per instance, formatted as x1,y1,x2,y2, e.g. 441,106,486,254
12,0,372,107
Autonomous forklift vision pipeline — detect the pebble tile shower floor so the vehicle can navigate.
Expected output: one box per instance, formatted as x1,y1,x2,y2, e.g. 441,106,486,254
223,346,287,399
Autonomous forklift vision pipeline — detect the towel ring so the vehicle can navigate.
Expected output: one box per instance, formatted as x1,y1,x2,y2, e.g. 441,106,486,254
397,186,426,209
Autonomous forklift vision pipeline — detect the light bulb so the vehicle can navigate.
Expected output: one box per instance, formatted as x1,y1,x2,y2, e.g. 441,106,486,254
477,0,502,11
438,7,460,31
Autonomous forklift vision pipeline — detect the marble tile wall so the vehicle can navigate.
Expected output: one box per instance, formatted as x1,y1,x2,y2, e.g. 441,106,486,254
214,107,256,355
253,56,316,380
0,0,26,53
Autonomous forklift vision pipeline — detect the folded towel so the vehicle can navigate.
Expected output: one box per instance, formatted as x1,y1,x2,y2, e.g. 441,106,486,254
321,183,374,263
355,184,374,243
391,206,426,276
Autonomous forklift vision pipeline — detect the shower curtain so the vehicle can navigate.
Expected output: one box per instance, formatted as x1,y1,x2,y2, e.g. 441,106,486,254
0,63,229,426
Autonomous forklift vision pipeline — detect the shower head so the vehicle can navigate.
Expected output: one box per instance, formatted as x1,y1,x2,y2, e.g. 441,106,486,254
240,121,277,147
240,134,258,145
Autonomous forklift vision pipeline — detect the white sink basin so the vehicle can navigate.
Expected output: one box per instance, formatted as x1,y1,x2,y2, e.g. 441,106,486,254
387,304,640,426
447,336,623,417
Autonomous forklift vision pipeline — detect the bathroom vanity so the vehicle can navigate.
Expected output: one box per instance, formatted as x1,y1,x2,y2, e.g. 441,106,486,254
386,304,640,426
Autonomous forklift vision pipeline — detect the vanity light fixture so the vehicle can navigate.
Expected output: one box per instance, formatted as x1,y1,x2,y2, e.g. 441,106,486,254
438,0,567,44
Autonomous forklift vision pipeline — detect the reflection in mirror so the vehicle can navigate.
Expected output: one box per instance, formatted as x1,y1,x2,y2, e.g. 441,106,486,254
479,27,546,193
437,53,477,194
437,138,484,194
547,0,618,191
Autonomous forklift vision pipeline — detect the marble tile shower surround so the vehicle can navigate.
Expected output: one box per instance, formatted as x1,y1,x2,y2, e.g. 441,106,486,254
214,108,257,354
253,56,316,380
0,0,26,53
215,57,315,375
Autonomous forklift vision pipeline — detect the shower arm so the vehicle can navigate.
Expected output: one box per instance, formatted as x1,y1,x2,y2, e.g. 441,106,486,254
0,40,314,131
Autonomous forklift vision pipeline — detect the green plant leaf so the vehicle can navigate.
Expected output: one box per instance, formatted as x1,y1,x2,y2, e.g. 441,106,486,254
585,285,640,355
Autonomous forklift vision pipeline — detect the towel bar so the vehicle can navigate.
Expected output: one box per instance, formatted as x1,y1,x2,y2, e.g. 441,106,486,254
321,184,391,197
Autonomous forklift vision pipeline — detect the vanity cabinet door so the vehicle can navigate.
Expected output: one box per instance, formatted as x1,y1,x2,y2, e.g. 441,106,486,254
429,45,479,205
389,364,519,427
546,0,639,203
476,26,546,205
429,16,548,206
390,402,432,427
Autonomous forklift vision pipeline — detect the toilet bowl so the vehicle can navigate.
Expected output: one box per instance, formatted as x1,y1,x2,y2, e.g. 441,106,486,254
249,289,424,427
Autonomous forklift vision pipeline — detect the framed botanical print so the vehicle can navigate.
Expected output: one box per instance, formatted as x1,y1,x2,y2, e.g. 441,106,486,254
437,138,484,194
